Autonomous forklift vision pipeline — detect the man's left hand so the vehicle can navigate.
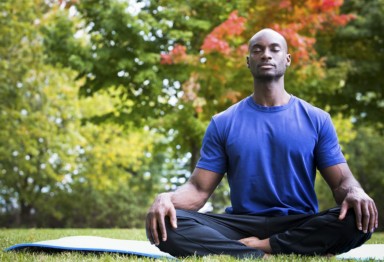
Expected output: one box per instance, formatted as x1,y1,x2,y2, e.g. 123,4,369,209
338,187,378,233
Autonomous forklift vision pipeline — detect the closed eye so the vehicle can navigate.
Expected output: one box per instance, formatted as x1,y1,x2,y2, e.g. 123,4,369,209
252,48,262,53
270,44,281,52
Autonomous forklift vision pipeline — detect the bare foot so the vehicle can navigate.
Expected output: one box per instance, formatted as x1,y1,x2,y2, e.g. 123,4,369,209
239,236,272,253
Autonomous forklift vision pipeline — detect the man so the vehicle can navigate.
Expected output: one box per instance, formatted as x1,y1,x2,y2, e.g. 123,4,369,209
146,28,378,258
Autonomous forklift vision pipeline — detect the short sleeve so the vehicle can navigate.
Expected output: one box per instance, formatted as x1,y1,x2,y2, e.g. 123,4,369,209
315,114,346,170
196,119,228,174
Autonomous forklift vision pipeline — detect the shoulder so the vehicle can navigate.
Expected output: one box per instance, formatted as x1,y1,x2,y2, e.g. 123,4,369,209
290,96,334,135
293,96,330,120
212,96,250,122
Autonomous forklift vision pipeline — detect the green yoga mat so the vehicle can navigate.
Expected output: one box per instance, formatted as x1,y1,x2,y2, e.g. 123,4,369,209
5,235,384,260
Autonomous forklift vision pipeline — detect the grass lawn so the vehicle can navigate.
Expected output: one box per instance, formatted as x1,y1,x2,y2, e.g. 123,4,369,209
1,228,383,261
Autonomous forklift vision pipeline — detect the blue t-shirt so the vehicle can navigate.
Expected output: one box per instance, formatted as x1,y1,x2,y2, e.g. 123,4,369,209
196,95,346,216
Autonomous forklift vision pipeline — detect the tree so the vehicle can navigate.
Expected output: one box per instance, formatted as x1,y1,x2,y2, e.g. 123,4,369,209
317,0,384,129
0,0,81,226
155,0,355,169
344,126,384,231
0,0,162,227
41,0,360,214
156,0,357,211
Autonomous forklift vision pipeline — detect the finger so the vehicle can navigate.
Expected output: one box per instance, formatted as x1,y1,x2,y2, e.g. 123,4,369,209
338,201,349,220
168,206,178,229
369,203,376,232
151,215,161,245
145,216,154,244
370,202,378,232
156,212,168,243
361,202,370,233
353,202,362,231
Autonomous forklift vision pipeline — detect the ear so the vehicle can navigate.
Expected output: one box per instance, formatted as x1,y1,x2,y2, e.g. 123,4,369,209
286,54,291,67
246,56,250,68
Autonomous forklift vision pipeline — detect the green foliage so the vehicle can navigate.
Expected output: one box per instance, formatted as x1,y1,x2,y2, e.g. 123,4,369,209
1,0,383,227
0,0,81,225
40,0,384,215
43,0,170,126
317,0,384,128
316,124,384,230
344,126,384,231
0,0,163,227
315,114,357,212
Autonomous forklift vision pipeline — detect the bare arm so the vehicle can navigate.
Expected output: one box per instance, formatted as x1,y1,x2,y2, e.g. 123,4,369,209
320,163,378,233
171,168,223,210
146,168,224,245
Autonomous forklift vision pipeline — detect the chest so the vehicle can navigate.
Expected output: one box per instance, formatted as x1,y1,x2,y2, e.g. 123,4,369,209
224,113,318,158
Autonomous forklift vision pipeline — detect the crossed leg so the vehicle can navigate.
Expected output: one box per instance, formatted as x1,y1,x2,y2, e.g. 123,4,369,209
156,207,371,258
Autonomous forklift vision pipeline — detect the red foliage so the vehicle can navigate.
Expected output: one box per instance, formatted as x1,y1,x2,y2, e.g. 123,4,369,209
201,11,246,55
161,1,355,66
236,44,249,57
160,44,187,65
172,44,187,57
271,24,317,63
201,35,231,55
160,53,173,65
333,14,356,26
270,0,355,64
158,0,357,115
309,0,343,12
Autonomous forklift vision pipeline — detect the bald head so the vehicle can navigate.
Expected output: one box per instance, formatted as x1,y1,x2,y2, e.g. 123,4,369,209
246,28,291,81
248,28,288,52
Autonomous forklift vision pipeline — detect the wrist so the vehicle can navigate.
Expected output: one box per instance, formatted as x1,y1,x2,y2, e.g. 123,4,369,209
159,192,175,203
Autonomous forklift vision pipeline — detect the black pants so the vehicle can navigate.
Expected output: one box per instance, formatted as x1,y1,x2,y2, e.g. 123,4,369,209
156,207,371,258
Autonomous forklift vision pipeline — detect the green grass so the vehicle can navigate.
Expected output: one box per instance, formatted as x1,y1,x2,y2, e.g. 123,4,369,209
0,228,383,261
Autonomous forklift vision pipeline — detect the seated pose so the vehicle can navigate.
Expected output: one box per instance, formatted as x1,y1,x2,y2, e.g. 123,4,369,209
146,28,378,259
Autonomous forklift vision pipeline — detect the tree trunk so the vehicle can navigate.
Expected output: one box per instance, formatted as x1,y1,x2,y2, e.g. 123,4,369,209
18,200,32,227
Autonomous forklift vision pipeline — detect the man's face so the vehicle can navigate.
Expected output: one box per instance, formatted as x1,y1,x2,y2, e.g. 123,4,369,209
247,30,291,81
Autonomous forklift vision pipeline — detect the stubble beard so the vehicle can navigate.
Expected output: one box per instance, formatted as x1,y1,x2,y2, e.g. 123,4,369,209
253,71,285,82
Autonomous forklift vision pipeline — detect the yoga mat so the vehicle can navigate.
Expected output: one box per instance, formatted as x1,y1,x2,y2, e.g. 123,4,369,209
5,236,384,260
336,244,384,260
4,236,175,259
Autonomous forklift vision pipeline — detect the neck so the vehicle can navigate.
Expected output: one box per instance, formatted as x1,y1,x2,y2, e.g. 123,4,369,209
252,77,290,106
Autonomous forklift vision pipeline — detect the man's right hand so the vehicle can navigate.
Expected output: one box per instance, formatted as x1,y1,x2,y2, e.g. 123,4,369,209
145,192,177,245
145,168,223,245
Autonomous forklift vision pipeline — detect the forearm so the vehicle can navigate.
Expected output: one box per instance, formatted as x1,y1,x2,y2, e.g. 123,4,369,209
321,163,377,232
160,183,210,211
321,163,364,205
170,168,222,210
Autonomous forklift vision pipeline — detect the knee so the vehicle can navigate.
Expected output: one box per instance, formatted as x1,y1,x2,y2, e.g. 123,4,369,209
329,208,372,253
327,207,362,234
156,216,179,254
157,210,197,256
341,209,371,236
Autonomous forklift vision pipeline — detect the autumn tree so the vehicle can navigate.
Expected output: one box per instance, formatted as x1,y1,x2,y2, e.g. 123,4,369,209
41,0,367,213
156,0,355,169
153,0,359,211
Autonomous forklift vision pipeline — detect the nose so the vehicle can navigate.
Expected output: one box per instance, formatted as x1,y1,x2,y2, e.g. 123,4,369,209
261,49,272,60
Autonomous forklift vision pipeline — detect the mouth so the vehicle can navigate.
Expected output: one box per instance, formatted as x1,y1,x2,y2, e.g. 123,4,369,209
258,63,275,69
